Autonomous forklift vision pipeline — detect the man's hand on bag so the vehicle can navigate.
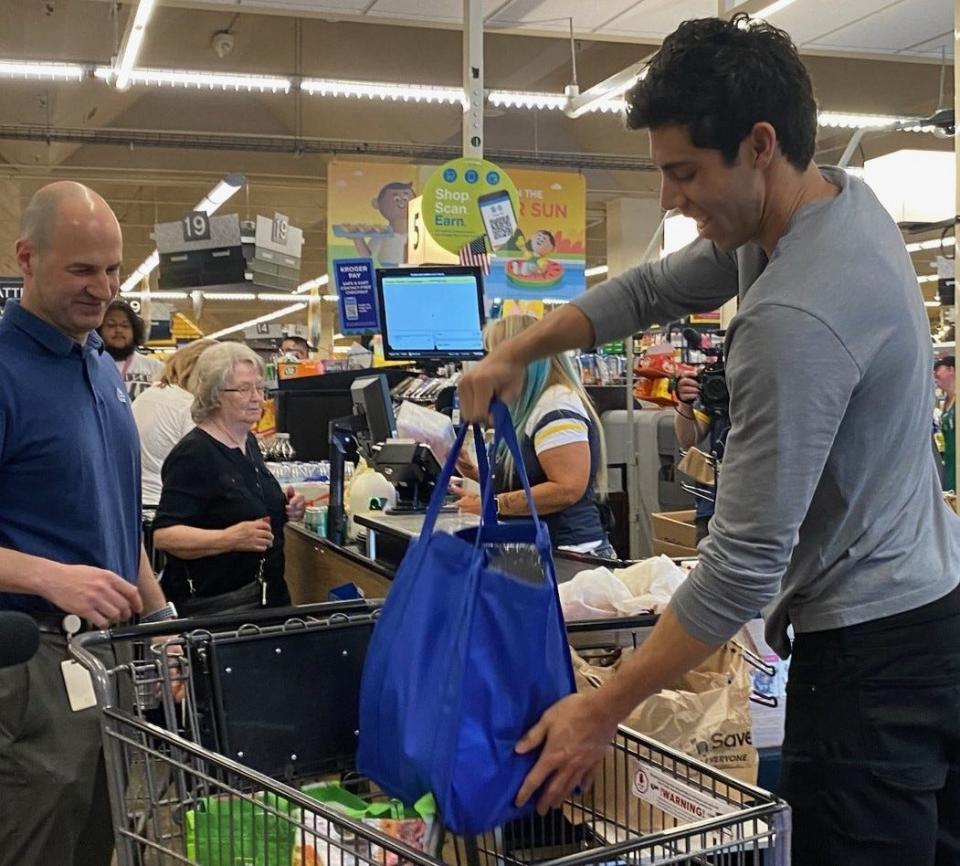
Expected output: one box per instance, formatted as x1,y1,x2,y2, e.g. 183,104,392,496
458,352,524,423
44,563,144,628
514,692,619,814
229,517,273,552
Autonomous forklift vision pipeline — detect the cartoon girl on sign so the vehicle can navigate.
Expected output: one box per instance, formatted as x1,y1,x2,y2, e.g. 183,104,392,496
509,229,556,276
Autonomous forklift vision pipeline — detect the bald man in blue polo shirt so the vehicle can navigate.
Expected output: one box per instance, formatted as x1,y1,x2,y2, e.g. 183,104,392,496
0,182,175,866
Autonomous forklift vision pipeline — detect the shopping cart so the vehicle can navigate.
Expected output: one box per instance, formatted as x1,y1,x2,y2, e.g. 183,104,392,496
71,601,791,866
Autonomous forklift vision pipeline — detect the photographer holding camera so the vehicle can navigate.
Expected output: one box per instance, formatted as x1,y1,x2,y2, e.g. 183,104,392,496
674,372,730,543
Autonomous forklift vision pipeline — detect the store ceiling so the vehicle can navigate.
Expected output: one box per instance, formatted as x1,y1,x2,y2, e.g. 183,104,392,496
169,0,954,60
0,0,954,336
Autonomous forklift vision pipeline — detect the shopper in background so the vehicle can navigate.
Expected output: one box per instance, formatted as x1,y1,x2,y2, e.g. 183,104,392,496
0,181,174,866
452,314,616,559
673,374,730,542
280,334,310,361
459,16,960,865
132,339,216,507
97,298,163,401
152,343,305,614
935,356,955,492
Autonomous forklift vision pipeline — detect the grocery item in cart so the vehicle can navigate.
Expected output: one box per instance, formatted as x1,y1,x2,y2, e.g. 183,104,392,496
358,401,575,835
573,635,758,787
294,784,440,866
185,790,296,866
559,555,688,620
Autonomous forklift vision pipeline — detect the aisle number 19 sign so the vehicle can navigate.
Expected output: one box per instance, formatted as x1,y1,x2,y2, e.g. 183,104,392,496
181,211,211,242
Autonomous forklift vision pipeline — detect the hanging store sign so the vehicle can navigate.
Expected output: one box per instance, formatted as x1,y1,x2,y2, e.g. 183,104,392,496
334,258,379,333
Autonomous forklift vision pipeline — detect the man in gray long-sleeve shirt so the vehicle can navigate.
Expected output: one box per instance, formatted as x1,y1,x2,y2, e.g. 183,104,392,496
460,15,960,866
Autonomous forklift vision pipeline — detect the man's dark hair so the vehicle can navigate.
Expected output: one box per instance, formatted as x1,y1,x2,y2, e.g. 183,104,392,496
99,299,145,346
282,335,311,353
625,15,818,170
935,356,955,371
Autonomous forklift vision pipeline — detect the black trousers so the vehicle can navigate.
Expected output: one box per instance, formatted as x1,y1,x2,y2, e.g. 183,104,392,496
781,582,960,865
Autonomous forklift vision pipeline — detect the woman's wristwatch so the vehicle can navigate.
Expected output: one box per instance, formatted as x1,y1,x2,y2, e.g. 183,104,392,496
140,602,178,624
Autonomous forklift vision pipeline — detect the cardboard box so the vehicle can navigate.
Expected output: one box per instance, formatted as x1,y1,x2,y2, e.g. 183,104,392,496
650,509,698,548
652,539,699,559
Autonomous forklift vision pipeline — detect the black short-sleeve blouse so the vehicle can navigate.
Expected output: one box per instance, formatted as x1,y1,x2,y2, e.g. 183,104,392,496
154,427,288,606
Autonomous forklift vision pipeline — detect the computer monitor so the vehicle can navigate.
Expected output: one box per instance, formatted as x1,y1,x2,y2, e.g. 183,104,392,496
350,375,397,456
376,266,486,361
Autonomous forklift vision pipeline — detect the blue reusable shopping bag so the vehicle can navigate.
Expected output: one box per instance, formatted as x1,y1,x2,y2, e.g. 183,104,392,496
357,400,575,835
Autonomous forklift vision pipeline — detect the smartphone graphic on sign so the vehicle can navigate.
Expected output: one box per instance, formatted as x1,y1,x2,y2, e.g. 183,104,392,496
477,190,519,252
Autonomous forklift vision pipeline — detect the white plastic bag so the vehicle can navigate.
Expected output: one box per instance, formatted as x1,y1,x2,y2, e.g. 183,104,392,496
395,400,457,463
559,567,633,621
611,555,687,615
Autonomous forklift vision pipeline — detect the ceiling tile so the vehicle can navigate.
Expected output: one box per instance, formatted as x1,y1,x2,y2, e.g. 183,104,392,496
592,0,717,40
794,0,953,57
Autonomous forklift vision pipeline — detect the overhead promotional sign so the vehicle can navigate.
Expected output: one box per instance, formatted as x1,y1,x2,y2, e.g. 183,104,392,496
327,160,587,309
420,157,520,257
334,258,379,333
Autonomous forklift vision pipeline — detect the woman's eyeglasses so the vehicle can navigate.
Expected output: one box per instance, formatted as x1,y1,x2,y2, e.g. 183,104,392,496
223,383,268,396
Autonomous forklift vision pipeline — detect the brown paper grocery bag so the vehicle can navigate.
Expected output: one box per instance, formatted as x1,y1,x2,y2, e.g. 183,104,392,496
571,634,757,838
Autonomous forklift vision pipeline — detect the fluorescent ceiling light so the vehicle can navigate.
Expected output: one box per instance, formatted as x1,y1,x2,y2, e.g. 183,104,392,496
294,274,329,295
205,303,307,340
322,294,339,302
752,0,799,19
120,174,244,294
302,78,463,106
119,250,160,294
258,292,322,302
122,290,188,300
906,237,956,253
488,90,625,115
817,111,919,130
488,91,567,111
115,0,156,91
195,173,244,215
98,66,291,93
925,300,941,307
565,62,646,119
202,292,256,301
584,265,609,278
918,275,939,283
0,60,85,81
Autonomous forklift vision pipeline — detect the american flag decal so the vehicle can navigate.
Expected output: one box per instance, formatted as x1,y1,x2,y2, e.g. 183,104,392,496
458,235,491,275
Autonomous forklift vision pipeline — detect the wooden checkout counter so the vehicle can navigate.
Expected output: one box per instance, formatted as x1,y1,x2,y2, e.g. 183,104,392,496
283,511,616,605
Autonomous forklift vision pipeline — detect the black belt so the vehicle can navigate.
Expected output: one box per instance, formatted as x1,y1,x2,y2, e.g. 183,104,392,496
21,611,98,636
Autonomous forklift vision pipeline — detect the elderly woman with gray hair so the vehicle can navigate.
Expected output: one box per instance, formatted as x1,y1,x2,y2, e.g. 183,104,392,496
153,343,305,613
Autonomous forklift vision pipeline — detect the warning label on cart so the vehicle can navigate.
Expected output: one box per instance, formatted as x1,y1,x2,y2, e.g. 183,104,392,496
631,762,737,825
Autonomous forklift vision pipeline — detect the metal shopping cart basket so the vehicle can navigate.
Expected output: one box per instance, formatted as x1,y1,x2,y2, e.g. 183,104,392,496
70,601,791,866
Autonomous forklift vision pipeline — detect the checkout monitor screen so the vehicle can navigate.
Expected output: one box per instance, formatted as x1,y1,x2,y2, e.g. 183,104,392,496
376,266,486,361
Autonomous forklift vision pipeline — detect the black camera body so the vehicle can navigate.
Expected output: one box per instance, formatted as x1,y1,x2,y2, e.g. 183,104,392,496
698,360,729,415
681,326,729,416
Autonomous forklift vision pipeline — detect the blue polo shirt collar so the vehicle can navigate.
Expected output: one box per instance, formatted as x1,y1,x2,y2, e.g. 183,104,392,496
2,299,104,357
